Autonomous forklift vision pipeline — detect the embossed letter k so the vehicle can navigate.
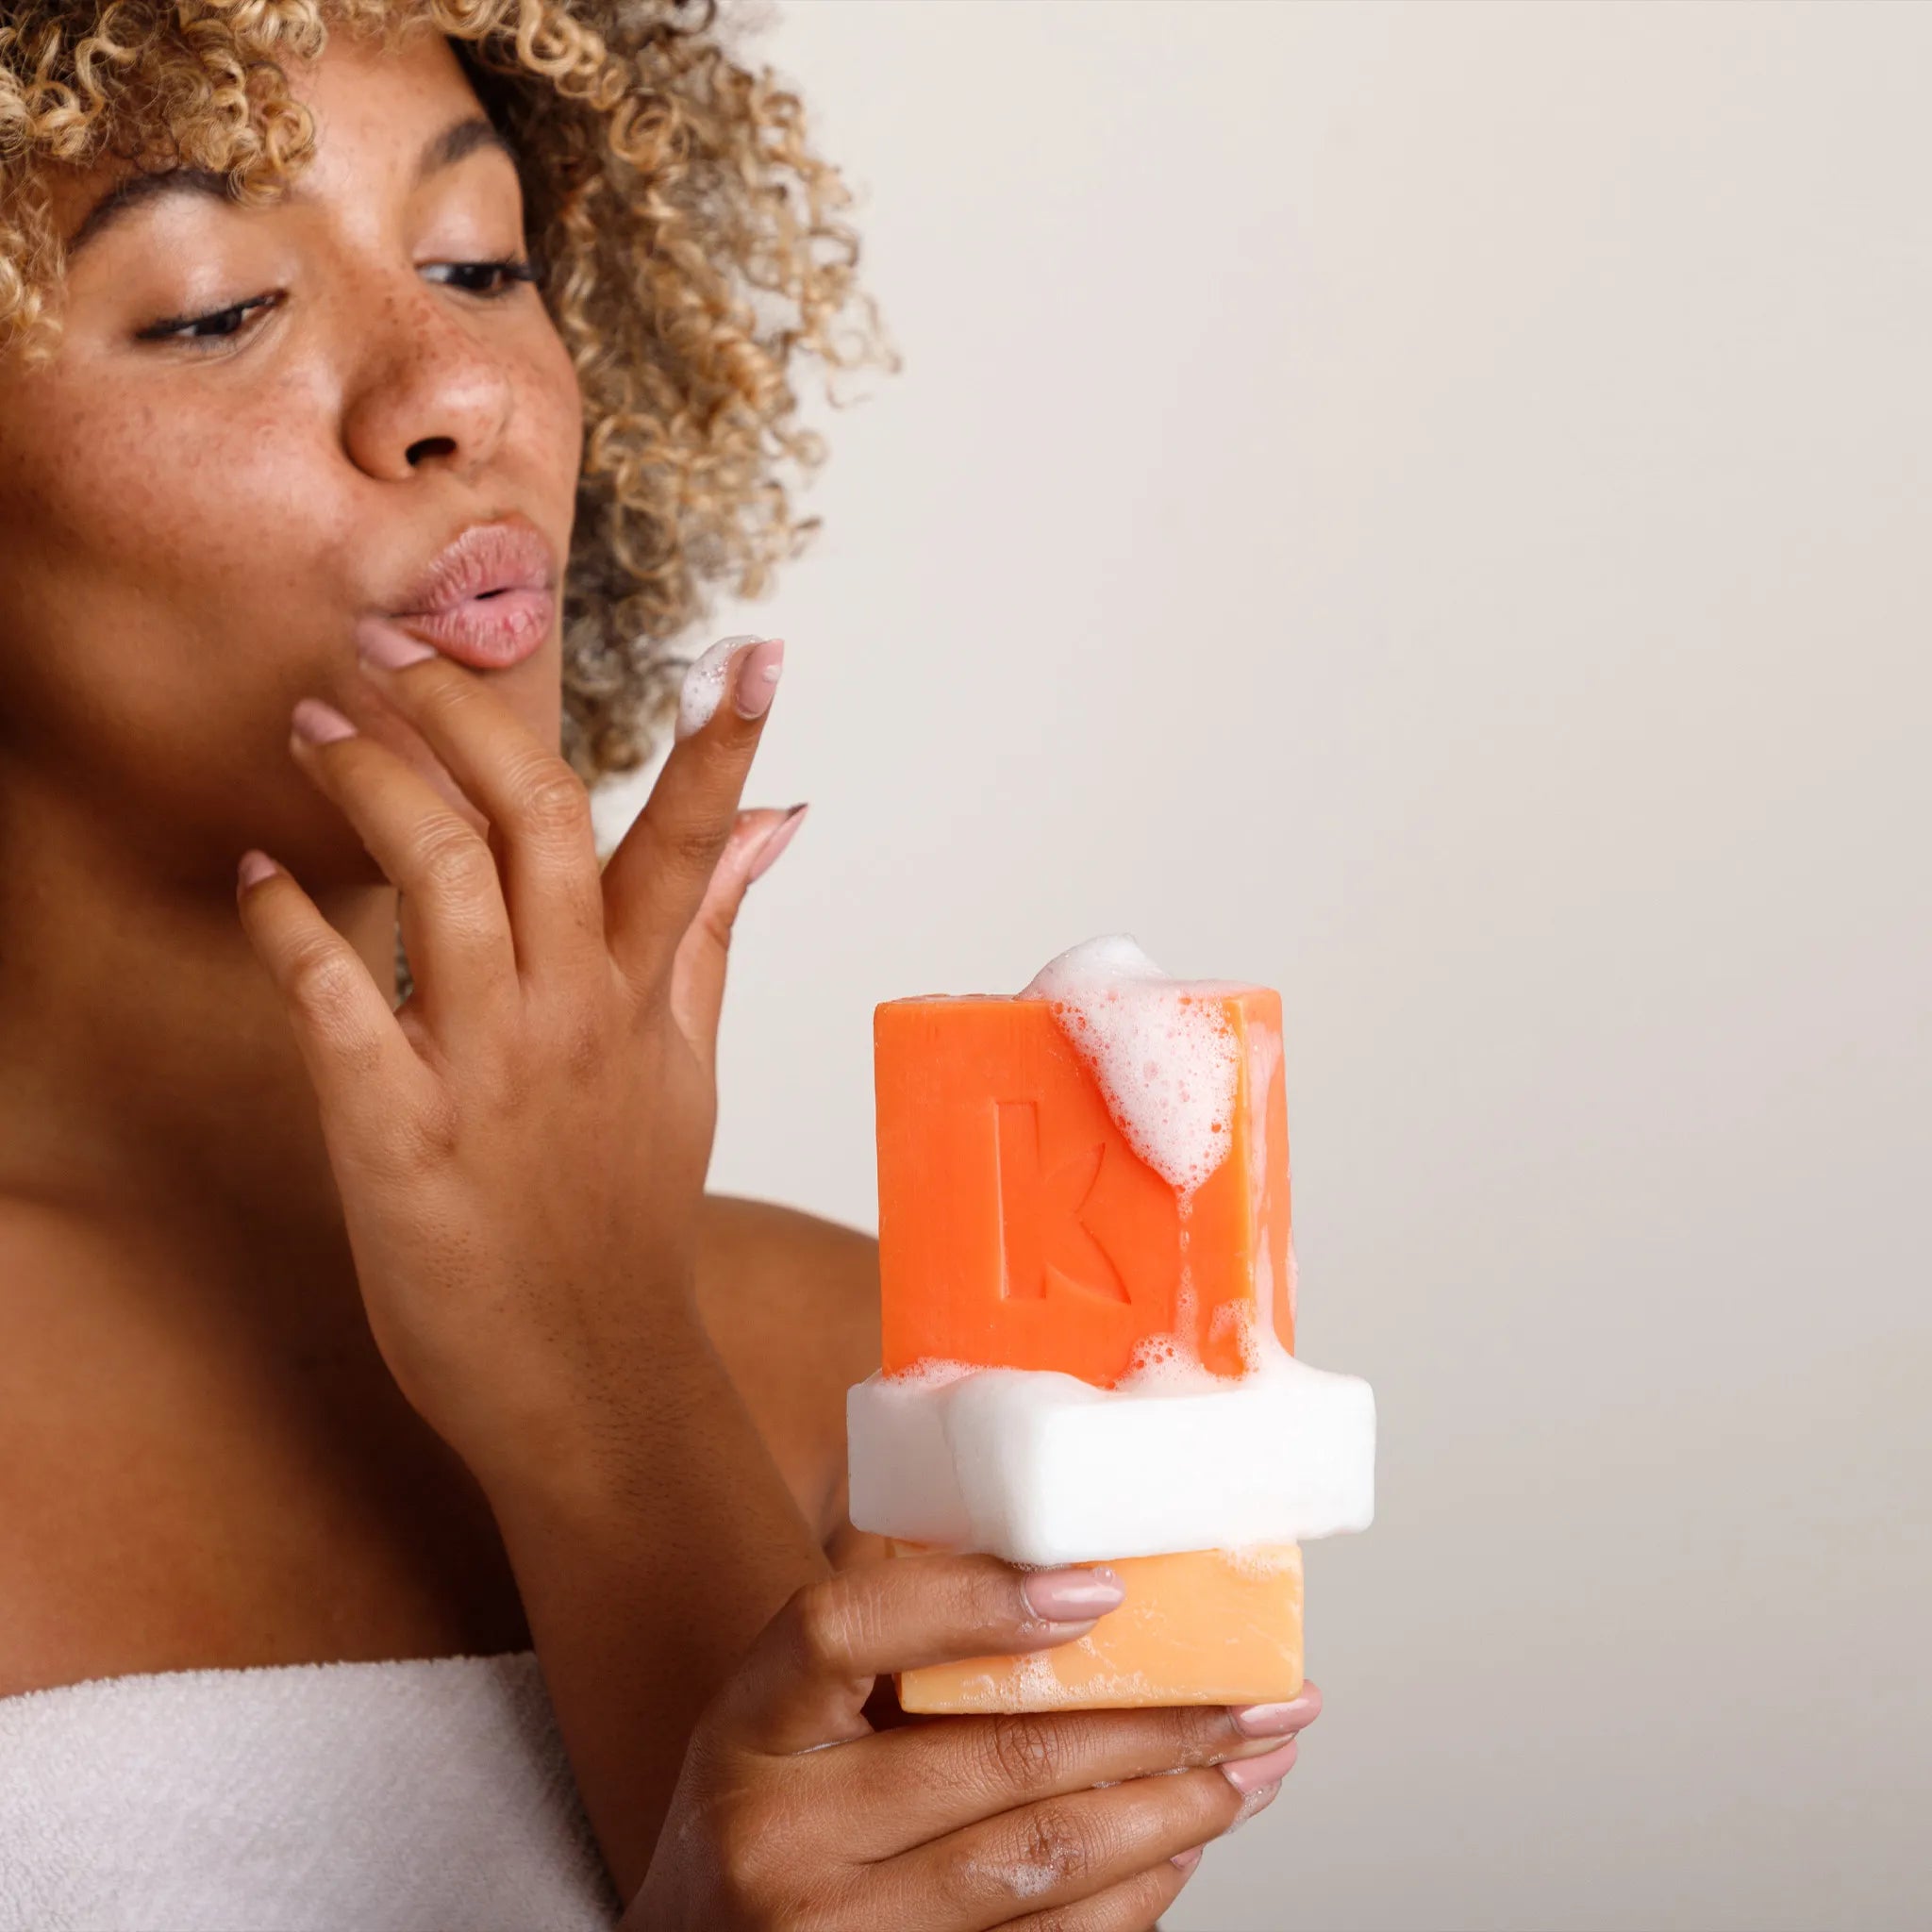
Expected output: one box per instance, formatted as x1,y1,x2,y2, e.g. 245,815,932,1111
994,1100,1131,1302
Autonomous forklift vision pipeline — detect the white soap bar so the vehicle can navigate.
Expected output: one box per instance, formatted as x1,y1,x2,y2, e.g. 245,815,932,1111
845,1341,1376,1566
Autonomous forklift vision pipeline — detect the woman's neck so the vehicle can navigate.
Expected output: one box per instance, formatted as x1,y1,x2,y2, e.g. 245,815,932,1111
0,770,397,1266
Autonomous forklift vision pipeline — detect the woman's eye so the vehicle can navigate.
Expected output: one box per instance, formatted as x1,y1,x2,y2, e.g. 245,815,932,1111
137,296,275,347
425,257,544,296
139,258,542,350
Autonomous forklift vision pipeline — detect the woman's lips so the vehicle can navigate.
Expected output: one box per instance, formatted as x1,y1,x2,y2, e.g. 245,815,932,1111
358,587,556,671
364,513,558,669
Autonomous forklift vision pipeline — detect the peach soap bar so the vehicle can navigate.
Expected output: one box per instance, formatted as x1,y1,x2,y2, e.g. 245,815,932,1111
890,1540,1305,1714
874,987,1292,1384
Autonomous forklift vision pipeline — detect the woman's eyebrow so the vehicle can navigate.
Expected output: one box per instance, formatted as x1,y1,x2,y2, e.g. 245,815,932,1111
60,112,515,261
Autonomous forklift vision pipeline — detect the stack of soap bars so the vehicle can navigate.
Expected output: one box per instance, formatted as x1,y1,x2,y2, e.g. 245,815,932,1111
846,936,1376,1713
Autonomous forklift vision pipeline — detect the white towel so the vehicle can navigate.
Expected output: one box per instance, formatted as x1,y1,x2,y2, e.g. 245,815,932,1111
0,1649,625,1931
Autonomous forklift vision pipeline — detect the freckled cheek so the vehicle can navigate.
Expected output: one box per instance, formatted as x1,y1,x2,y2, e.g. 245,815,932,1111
140,424,354,695
519,326,588,488
58,399,324,608
9,401,367,811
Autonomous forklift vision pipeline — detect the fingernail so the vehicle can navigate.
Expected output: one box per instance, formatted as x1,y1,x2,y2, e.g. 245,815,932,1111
291,697,358,745
237,850,279,891
1218,1732,1300,1766
1225,1779,1283,1832
1230,1693,1318,1738
356,618,438,670
1171,1843,1206,1874
747,803,808,885
1220,1736,1297,1794
676,633,765,741
732,636,786,721
1019,1565,1125,1622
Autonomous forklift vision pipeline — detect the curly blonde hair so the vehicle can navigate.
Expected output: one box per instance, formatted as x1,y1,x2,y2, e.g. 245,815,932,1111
0,0,899,791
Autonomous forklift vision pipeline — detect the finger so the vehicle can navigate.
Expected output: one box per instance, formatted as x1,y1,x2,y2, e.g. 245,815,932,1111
874,1757,1275,1932
285,698,517,1026
352,628,607,987
716,1553,1129,1757
1002,1852,1200,1932
233,849,437,1137
808,1686,1320,1858
669,803,808,1063
600,634,783,995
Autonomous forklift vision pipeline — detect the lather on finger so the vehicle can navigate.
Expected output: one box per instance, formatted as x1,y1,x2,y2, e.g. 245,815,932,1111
353,627,608,988
869,1760,1250,1932
1000,1854,1198,1932
599,633,783,995
796,1688,1318,1861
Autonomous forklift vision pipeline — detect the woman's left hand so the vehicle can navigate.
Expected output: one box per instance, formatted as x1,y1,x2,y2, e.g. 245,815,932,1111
233,630,799,1491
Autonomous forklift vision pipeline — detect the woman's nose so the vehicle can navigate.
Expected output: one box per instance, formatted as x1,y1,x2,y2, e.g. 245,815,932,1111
337,275,518,483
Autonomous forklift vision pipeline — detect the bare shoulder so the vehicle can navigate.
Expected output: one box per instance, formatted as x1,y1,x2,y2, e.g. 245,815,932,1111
695,1193,879,1329
692,1193,884,1553
0,1191,221,1695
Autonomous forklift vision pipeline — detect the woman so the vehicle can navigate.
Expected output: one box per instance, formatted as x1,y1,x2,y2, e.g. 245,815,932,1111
0,2,1319,1924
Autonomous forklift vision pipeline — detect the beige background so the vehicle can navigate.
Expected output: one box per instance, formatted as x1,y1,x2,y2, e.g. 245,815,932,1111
591,4,1932,1927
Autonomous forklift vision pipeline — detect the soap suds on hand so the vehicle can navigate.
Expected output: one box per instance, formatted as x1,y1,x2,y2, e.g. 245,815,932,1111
1020,935,1248,1199
675,633,767,740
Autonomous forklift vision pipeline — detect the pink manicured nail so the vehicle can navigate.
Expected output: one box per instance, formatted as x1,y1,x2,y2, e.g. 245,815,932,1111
747,804,808,885
732,636,785,720
1019,1565,1124,1622
1230,1691,1319,1738
1224,1779,1283,1832
1171,1844,1206,1874
356,618,438,670
1220,1736,1297,1794
291,697,358,745
237,850,279,891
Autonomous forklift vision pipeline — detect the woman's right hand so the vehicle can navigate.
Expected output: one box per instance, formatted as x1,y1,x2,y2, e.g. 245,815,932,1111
625,1550,1320,1930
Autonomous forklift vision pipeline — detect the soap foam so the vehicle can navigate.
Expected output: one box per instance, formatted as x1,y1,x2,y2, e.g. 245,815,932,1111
1207,1297,1257,1377
1244,1018,1283,1356
950,1651,1166,1717
1020,936,1247,1198
675,633,766,741
1226,1781,1280,1832
1217,1541,1302,1579
1115,1320,1225,1398
883,1356,982,1391
998,1852,1058,1900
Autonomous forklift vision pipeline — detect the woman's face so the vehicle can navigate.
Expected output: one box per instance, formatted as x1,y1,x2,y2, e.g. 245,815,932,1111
0,25,584,887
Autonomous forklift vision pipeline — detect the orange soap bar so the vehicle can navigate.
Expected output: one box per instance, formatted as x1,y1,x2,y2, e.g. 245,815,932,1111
889,1539,1305,1713
874,991,1293,1386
